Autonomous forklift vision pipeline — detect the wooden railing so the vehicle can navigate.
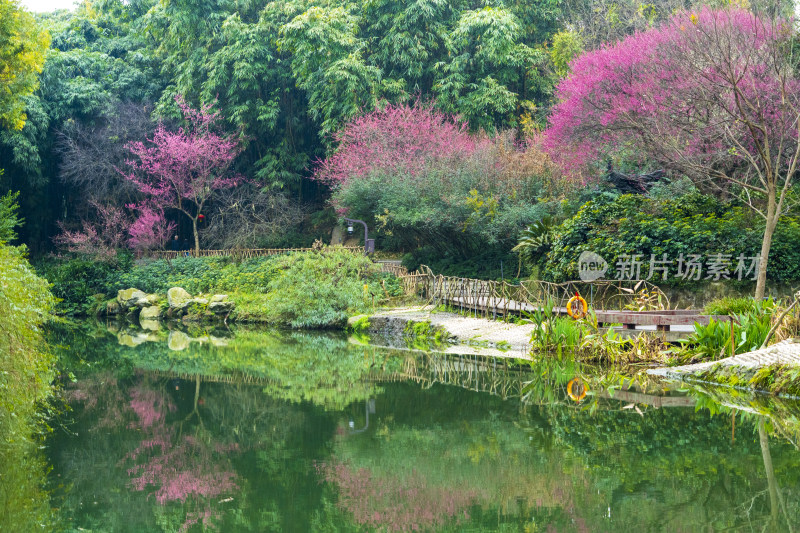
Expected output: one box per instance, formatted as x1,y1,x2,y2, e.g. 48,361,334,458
399,265,669,318
377,263,409,277
138,245,363,260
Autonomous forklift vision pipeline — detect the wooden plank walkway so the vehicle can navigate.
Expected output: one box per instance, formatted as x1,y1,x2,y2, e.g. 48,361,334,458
401,269,726,335
650,339,800,379
444,294,725,333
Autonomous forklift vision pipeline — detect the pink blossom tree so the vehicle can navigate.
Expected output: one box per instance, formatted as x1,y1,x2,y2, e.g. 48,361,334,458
545,8,800,299
313,102,556,255
121,96,242,253
53,202,130,260
313,102,485,186
127,204,177,252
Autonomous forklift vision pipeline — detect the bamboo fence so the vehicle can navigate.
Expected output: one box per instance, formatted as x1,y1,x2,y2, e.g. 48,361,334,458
139,245,363,260
366,352,530,400
376,263,410,277
399,265,668,318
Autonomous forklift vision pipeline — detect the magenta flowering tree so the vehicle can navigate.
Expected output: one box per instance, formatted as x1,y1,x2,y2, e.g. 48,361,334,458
319,460,480,531
121,379,240,532
127,205,176,252
545,7,800,299
315,102,555,254
313,102,483,186
53,202,130,260
121,96,242,253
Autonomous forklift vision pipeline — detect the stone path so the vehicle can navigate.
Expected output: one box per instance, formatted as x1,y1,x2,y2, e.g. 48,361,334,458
649,338,800,378
370,306,535,359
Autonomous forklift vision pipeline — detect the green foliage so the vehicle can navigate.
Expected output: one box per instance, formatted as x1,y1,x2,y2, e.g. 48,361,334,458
0,243,56,532
35,255,122,316
257,247,381,328
0,0,50,130
550,30,583,77
115,256,280,295
376,272,403,298
512,215,557,272
528,301,583,357
335,158,560,261
697,363,800,396
0,190,21,243
348,315,371,333
37,249,396,328
703,297,760,316
679,301,776,362
402,246,520,281
0,243,55,430
38,255,281,315
402,320,451,350
542,191,800,283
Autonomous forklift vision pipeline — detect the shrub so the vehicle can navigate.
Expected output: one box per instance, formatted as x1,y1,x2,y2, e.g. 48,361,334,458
35,256,123,315
0,243,55,440
262,247,380,328
0,191,22,243
113,256,280,295
37,249,395,327
540,192,800,284
319,102,566,256
679,309,774,362
703,297,759,316
402,246,520,281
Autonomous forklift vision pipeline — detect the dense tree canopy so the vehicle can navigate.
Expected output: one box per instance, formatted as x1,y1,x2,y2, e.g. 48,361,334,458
545,7,800,298
3,0,565,251
0,0,49,131
0,0,797,294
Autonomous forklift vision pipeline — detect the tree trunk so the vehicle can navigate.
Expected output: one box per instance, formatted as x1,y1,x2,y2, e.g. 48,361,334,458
192,217,200,255
755,190,779,300
758,418,780,527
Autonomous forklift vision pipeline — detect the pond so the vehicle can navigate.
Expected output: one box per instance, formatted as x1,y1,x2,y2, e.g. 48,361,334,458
33,322,800,531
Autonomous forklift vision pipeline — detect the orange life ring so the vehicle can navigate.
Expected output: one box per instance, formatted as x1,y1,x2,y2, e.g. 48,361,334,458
566,294,588,319
567,378,588,402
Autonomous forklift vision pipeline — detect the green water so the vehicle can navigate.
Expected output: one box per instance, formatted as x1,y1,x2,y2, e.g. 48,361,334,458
37,322,800,531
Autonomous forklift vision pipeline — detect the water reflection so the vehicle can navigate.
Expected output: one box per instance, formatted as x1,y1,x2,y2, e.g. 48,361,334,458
43,321,800,532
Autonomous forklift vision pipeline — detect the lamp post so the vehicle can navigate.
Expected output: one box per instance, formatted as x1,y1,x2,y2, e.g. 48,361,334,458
344,217,374,254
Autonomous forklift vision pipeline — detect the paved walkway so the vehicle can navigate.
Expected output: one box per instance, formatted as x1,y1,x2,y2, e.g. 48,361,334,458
650,338,800,378
370,306,536,359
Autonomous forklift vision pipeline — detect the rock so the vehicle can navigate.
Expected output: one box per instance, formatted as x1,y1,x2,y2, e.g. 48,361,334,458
117,288,147,309
139,319,161,332
191,298,209,306
210,294,228,303
134,293,160,308
139,305,162,321
117,332,149,347
106,300,121,315
167,287,192,309
167,330,190,351
209,301,234,314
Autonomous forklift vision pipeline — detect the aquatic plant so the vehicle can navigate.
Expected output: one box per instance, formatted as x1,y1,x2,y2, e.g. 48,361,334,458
403,320,452,351
678,304,776,362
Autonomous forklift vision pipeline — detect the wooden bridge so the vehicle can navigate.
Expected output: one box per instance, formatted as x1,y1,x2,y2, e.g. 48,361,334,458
148,351,694,409
399,266,727,336
136,246,724,336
